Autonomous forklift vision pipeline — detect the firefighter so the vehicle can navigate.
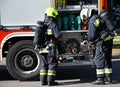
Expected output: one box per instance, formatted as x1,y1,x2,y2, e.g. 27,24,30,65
33,7,60,86
88,10,115,85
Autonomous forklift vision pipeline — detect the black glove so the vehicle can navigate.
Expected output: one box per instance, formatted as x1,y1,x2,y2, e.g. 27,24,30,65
110,31,116,37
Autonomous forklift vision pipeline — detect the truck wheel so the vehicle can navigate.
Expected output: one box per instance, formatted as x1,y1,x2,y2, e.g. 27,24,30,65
6,40,40,81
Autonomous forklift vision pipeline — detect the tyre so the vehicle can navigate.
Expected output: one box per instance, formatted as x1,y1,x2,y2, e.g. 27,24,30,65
6,40,41,81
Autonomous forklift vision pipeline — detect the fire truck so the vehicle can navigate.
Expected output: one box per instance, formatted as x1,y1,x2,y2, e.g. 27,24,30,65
0,0,119,81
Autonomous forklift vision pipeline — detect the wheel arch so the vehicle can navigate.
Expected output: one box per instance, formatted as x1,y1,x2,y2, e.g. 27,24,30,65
2,32,34,57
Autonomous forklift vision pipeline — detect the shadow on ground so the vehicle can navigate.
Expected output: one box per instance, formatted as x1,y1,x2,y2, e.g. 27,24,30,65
56,65,96,83
0,59,120,85
0,65,15,80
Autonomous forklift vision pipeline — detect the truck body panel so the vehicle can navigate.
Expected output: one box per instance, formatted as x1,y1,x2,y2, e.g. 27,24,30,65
0,0,50,26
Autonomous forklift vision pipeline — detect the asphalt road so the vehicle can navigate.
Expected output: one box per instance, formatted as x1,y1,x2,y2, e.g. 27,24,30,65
0,58,120,87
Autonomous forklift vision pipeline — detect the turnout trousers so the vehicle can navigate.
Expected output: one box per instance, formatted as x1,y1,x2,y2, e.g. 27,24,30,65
40,53,58,82
94,39,113,79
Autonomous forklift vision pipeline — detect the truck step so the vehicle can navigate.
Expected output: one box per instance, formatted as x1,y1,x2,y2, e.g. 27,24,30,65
58,59,93,66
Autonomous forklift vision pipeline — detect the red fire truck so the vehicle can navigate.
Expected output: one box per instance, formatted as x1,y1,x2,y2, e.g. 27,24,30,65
0,0,119,80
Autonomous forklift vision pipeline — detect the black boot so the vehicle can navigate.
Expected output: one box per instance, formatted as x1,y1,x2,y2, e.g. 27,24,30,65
105,77,112,84
92,78,105,85
48,81,59,86
41,81,47,86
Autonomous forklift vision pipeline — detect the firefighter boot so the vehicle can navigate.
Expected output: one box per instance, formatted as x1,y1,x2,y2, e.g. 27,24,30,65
41,81,47,86
92,78,105,85
105,77,112,84
40,75,47,86
47,74,59,86
48,81,59,86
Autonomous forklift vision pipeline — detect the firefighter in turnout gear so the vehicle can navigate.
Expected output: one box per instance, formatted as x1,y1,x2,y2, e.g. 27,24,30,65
33,7,60,86
88,10,115,85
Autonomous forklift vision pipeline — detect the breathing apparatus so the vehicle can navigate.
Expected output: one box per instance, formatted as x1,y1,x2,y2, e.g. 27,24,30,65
90,10,117,43
99,10,117,36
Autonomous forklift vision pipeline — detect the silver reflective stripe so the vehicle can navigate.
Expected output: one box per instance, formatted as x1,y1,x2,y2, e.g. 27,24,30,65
48,70,56,73
40,70,47,75
105,68,112,74
97,69,105,75
47,29,53,35
48,70,56,76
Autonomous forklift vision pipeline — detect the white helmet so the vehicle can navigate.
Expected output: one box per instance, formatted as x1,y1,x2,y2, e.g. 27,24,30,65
80,9,93,21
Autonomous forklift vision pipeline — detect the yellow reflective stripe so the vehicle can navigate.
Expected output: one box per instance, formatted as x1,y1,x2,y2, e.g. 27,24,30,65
39,49,48,53
94,19,100,27
48,72,56,76
97,72,105,75
105,68,112,74
97,69,105,75
47,31,53,35
40,72,47,75
47,29,53,35
104,35,114,41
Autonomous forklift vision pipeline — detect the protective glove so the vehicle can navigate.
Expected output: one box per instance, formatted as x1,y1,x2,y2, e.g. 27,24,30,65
101,32,109,40
34,45,40,51
110,31,117,37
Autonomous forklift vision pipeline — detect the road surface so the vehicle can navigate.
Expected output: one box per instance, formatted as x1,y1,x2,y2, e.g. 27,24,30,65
0,58,120,87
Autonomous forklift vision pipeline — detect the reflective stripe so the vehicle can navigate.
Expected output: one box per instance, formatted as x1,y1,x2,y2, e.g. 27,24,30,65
48,70,56,72
105,68,112,74
104,35,114,41
39,43,55,53
47,29,53,35
40,72,47,75
48,70,56,76
48,43,54,46
39,49,48,53
40,70,47,75
48,72,56,76
94,19,100,27
97,69,105,75
47,31,53,35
